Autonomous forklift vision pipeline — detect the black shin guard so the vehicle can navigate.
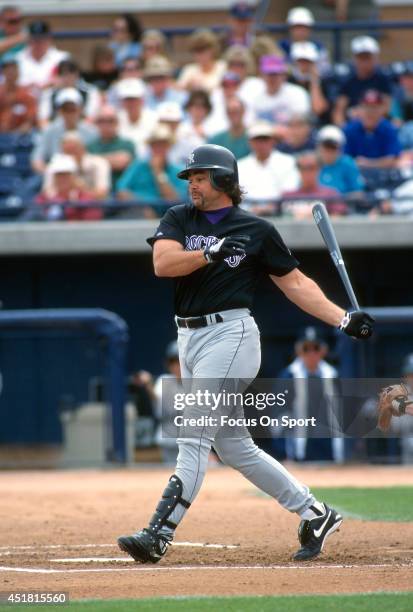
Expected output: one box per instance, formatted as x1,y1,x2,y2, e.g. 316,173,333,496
148,475,191,533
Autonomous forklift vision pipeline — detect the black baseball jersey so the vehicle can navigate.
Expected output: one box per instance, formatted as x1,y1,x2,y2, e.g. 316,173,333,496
147,204,299,317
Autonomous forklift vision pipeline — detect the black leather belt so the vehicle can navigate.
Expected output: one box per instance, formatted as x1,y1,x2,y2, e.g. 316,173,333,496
176,313,224,329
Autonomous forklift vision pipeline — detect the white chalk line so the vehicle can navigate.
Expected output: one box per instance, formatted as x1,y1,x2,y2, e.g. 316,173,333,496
1,563,413,574
0,542,238,553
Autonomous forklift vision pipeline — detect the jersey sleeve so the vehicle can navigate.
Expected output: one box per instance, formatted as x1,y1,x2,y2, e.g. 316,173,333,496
146,206,185,247
257,225,299,276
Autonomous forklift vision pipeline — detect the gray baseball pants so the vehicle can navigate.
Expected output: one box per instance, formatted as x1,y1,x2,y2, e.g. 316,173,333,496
161,308,315,533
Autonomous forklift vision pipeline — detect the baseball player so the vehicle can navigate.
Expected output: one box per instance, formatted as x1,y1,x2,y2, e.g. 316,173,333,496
118,144,374,563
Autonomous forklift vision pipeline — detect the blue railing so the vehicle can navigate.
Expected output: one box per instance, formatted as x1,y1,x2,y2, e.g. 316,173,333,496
51,20,413,64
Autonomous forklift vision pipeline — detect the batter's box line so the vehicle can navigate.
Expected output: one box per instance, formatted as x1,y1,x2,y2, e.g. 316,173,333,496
1,563,413,574
0,542,239,554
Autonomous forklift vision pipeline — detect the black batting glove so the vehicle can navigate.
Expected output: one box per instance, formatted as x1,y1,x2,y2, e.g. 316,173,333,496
203,235,249,264
339,310,375,339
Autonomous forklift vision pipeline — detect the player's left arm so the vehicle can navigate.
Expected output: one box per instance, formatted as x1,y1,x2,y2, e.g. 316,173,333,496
270,268,344,327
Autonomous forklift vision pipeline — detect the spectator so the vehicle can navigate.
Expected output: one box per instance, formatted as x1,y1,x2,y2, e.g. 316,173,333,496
109,13,142,68
343,90,401,169
220,2,255,51
84,45,118,91
223,45,263,108
317,124,365,198
144,56,186,111
16,21,68,92
31,87,98,174
289,42,330,124
175,90,213,154
277,114,316,155
117,77,157,157
156,101,188,166
208,96,251,160
88,105,136,187
391,61,413,125
36,153,102,221
153,340,182,465
208,70,254,134
106,56,144,108
281,150,347,218
43,131,110,200
141,29,168,67
251,55,310,125
0,5,27,60
249,34,282,73
278,326,342,463
0,56,37,133
333,36,392,126
279,7,329,75
177,28,226,93
116,123,187,218
38,59,102,127
238,120,299,215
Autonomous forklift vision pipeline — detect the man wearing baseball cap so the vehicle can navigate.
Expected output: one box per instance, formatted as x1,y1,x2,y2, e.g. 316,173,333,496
220,2,255,51
343,89,401,170
317,125,365,198
251,54,310,125
333,35,392,126
117,77,157,158
279,7,329,75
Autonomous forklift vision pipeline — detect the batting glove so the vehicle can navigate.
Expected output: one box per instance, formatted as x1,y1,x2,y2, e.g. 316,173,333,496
339,310,375,339
203,235,249,264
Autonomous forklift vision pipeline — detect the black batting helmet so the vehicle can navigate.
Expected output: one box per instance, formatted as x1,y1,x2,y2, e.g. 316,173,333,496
177,144,239,191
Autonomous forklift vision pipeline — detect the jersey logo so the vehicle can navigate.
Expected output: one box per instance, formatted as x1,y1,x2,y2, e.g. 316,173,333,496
185,235,246,268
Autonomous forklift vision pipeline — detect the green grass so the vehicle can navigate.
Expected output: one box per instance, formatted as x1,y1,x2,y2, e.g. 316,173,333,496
310,486,413,522
1,593,412,612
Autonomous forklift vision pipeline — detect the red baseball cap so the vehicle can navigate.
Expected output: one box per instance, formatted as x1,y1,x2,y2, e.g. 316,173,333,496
361,89,384,105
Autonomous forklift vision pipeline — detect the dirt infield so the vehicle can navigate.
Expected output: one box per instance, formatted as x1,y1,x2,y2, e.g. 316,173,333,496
0,465,412,600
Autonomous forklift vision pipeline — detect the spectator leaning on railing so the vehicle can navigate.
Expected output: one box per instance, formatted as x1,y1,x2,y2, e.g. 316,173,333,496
0,5,27,61
343,89,401,169
238,120,299,216
31,87,98,174
333,36,392,127
88,105,136,188
0,55,37,133
316,125,365,199
36,153,102,221
281,150,347,219
116,123,187,219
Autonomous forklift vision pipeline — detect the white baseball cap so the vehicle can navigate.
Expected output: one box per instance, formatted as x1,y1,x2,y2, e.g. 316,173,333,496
157,101,183,123
317,125,345,146
117,78,146,99
287,7,314,27
55,87,83,107
48,153,78,174
351,35,380,55
247,121,274,139
291,41,319,63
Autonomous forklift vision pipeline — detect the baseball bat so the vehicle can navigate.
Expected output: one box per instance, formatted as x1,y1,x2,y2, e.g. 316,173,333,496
312,202,360,311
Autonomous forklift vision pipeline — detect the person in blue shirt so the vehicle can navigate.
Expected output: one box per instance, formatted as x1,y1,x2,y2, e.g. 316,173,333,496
343,90,401,168
279,7,329,75
143,56,187,111
333,36,393,126
317,124,365,198
116,123,187,218
109,14,142,68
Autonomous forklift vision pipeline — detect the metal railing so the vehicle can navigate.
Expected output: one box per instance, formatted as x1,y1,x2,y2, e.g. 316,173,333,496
50,20,413,64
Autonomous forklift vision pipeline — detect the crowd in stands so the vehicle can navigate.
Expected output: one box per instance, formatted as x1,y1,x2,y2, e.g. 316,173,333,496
2,2,413,220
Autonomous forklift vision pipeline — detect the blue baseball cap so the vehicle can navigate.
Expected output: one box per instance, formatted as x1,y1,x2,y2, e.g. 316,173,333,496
230,2,254,19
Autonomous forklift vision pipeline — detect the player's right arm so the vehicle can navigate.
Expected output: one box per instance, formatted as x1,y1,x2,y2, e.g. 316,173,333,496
153,239,207,277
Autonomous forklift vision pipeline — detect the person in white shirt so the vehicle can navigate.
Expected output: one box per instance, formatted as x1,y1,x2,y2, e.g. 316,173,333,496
208,70,255,134
117,77,157,158
16,20,68,94
177,29,226,94
223,45,263,109
238,120,299,215
251,55,310,125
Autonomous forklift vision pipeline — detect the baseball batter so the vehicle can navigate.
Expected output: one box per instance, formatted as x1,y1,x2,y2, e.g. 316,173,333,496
118,144,374,563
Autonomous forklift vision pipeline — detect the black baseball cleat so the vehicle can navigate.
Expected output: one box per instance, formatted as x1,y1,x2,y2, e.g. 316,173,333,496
117,528,171,564
293,503,343,561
